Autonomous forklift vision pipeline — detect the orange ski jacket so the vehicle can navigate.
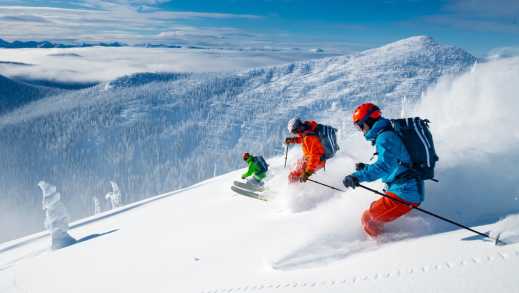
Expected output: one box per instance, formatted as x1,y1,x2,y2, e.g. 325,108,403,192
294,121,326,173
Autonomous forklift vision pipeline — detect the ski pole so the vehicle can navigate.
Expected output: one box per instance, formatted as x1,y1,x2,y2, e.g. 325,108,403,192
284,144,289,168
306,179,505,245
307,178,346,192
356,184,504,244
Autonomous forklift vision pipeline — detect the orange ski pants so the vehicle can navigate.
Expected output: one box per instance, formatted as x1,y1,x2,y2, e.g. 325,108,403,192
288,158,325,183
361,191,417,237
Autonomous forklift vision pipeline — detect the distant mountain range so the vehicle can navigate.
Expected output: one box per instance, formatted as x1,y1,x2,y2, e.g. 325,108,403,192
0,38,126,49
0,38,243,50
0,38,328,52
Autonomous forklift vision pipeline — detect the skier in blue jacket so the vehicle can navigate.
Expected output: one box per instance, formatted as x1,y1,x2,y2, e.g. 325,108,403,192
342,103,424,237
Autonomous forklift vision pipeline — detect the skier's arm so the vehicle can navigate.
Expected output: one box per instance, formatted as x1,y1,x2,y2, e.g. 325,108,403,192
352,137,393,182
242,161,256,178
304,136,325,173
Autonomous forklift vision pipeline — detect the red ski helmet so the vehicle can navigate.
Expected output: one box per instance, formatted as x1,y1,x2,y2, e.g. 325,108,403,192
352,103,381,127
242,152,250,161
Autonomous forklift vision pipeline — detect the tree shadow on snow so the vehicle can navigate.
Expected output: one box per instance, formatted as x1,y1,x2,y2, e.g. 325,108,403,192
74,229,119,245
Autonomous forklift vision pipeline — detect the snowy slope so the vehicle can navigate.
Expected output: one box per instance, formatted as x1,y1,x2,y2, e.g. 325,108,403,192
1,162,518,293
0,74,60,114
0,36,478,242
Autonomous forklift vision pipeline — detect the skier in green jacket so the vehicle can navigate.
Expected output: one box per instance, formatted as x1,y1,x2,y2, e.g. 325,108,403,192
241,152,268,187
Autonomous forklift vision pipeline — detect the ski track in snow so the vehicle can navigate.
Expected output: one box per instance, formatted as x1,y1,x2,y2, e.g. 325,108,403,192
203,249,519,293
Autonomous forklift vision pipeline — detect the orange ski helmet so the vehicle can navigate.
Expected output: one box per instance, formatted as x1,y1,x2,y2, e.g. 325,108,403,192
242,152,250,161
352,103,381,126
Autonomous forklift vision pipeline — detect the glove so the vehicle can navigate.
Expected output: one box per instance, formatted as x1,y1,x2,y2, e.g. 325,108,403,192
342,175,359,189
288,172,300,183
285,137,297,145
355,163,366,171
299,171,313,182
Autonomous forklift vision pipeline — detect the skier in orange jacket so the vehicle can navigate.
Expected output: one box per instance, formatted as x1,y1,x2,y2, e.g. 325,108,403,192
285,118,326,183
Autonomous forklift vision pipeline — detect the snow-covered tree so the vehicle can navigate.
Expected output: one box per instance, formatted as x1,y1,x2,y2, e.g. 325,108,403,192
38,181,76,249
93,196,101,214
105,181,122,209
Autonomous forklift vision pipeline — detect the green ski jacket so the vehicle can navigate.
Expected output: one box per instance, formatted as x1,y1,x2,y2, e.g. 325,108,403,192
242,156,267,180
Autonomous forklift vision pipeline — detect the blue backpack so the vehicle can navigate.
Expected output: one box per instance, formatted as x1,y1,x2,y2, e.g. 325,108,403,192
254,156,269,173
389,117,439,181
314,124,340,161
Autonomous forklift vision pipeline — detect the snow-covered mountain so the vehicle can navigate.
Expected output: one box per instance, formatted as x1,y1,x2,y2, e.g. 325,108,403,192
0,74,61,114
0,36,478,242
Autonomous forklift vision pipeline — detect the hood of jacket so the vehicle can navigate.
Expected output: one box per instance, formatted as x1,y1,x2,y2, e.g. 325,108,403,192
364,117,391,142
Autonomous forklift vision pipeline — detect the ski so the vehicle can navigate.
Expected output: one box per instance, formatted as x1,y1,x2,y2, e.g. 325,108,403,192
231,186,268,201
233,181,265,192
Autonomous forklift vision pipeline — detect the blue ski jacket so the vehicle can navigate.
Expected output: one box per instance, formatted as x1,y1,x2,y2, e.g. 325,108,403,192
352,118,424,204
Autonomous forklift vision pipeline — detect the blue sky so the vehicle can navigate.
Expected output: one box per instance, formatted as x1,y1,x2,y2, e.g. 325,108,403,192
0,0,518,56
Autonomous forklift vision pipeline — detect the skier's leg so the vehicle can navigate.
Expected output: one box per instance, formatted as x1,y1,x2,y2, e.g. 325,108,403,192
361,210,382,237
247,177,262,187
288,159,305,183
253,174,265,186
361,192,415,237
313,160,326,174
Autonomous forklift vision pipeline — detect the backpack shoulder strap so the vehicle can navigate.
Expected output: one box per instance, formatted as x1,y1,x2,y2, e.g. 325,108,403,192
371,122,394,146
303,130,318,137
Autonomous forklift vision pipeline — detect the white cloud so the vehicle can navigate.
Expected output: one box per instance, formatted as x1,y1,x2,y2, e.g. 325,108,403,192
445,0,519,18
487,46,519,59
424,15,519,34
0,14,50,23
0,46,332,83
421,0,519,34
156,26,253,41
0,1,262,45
151,11,261,20
0,1,357,54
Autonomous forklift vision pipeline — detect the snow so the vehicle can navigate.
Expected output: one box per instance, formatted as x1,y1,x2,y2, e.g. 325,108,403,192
415,57,519,225
1,160,518,292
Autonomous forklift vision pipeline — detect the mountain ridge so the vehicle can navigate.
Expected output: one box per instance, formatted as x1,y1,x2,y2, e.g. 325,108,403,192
0,38,126,49
0,74,62,114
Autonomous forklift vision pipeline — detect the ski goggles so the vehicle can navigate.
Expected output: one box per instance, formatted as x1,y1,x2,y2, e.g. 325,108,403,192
354,121,364,131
